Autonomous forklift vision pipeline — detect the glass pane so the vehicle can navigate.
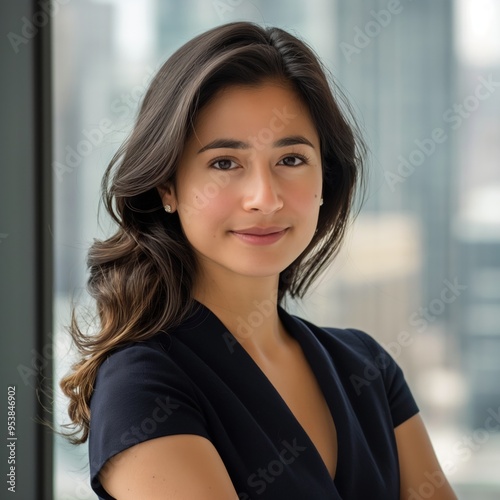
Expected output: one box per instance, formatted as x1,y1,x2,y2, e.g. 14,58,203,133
53,1,500,498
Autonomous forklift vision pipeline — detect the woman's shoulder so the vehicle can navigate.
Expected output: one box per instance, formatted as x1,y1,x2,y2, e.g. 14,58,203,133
286,313,414,392
290,313,419,422
89,332,211,486
93,335,173,384
91,330,199,407
98,333,172,366
284,311,390,364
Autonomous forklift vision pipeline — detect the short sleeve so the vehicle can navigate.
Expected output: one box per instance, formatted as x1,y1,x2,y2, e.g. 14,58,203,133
347,328,419,428
88,342,210,499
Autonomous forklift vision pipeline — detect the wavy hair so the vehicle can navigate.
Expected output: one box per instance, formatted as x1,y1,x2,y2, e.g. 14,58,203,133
60,21,366,444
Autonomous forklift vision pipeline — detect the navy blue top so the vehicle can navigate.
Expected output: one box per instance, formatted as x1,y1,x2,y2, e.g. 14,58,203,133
89,300,419,499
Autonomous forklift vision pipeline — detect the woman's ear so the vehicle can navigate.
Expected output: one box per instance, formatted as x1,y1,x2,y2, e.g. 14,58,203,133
157,183,177,213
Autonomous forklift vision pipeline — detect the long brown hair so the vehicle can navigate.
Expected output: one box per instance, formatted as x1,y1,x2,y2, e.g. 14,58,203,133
60,21,366,444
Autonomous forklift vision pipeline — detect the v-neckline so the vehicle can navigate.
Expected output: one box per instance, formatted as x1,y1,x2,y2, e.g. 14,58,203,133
189,299,343,487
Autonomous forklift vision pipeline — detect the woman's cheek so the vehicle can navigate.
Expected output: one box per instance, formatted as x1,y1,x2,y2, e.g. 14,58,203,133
204,187,237,218
178,184,234,230
287,183,319,211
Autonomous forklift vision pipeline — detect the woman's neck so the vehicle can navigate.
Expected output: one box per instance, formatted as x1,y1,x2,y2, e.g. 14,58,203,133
192,271,290,360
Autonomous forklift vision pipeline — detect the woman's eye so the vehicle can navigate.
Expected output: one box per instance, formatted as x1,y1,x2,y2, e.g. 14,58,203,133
211,158,237,170
279,155,307,167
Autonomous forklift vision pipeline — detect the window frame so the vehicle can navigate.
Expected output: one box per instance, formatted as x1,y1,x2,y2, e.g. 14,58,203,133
0,1,53,498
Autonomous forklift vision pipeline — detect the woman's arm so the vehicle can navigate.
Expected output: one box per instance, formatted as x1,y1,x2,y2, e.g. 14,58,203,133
99,434,239,500
395,414,457,500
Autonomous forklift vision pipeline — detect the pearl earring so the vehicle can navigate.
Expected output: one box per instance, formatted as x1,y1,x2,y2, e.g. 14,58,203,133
320,198,323,206
164,204,172,213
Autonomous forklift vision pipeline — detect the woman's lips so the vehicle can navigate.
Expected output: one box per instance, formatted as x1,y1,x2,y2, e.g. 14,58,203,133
230,228,288,245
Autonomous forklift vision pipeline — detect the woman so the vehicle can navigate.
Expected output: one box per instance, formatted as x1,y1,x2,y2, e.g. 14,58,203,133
61,22,457,499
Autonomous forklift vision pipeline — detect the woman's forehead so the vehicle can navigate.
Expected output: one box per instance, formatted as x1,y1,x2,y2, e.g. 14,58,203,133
187,83,319,152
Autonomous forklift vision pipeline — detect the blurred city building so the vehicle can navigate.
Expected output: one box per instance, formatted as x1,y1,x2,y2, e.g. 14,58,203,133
52,1,500,498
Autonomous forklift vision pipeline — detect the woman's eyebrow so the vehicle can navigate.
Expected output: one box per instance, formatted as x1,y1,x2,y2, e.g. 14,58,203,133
273,135,314,149
197,135,315,154
197,139,248,153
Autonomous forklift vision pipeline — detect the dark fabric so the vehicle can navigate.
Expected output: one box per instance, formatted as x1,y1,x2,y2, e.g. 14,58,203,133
89,300,419,499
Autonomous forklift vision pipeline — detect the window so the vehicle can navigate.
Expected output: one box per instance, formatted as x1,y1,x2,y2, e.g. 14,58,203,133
53,1,500,498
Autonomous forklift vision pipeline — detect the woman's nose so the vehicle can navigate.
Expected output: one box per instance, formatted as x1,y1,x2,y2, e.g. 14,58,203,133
241,163,283,214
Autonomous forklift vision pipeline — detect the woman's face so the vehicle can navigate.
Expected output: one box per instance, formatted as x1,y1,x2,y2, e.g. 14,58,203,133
162,81,323,284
